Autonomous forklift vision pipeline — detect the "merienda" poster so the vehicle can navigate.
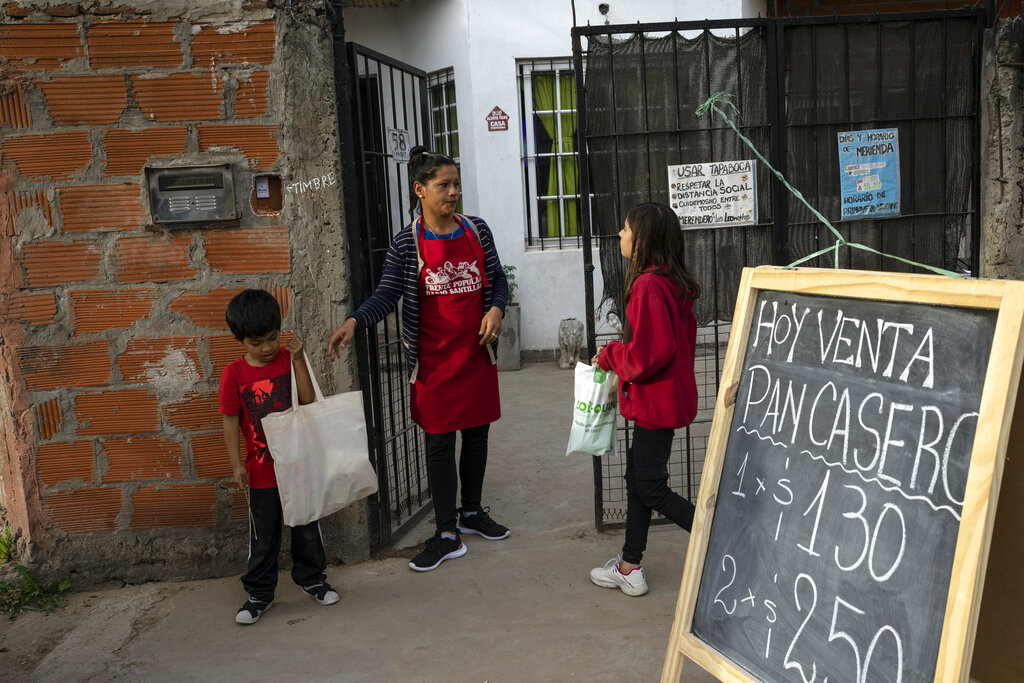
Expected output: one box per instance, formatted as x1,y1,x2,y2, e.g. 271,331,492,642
838,127,901,220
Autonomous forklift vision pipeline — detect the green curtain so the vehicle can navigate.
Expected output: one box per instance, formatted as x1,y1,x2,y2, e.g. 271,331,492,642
532,73,578,238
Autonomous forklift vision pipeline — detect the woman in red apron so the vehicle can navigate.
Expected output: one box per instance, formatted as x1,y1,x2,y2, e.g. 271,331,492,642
328,146,510,571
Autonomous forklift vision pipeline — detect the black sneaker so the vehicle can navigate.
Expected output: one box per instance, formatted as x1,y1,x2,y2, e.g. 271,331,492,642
235,597,271,625
301,581,340,605
409,532,467,571
457,506,511,540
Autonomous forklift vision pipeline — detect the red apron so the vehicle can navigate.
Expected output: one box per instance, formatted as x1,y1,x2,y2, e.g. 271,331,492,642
411,221,501,433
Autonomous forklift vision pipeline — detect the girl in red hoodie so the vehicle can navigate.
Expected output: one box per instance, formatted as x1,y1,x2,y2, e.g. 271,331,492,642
589,202,701,597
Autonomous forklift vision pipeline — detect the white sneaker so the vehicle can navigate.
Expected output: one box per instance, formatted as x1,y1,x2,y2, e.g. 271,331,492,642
589,556,648,596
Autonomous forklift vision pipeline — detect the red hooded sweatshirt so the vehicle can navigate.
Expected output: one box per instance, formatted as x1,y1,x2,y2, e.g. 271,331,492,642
597,272,698,430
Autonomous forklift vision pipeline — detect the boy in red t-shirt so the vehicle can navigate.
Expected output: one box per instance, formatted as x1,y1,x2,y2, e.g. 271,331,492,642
220,289,339,625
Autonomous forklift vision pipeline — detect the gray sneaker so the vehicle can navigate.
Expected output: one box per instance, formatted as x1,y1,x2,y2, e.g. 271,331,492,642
301,582,340,605
589,556,648,596
235,597,272,624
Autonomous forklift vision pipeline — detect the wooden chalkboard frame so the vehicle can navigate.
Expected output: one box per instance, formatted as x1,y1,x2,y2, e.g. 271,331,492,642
662,266,1024,683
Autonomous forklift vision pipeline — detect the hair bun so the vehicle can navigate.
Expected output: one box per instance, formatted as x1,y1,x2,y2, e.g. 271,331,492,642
409,145,429,162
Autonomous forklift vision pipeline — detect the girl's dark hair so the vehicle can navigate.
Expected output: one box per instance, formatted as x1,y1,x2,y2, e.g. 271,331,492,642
621,202,700,339
408,145,457,217
225,289,281,341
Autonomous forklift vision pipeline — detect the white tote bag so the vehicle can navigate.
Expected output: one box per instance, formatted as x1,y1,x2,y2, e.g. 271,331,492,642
262,352,378,527
565,362,618,456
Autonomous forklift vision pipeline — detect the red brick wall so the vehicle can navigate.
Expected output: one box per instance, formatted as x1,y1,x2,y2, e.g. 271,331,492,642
0,10,289,549
771,0,1016,18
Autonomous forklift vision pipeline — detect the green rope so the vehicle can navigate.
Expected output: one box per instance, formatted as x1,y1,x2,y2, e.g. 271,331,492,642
695,92,965,279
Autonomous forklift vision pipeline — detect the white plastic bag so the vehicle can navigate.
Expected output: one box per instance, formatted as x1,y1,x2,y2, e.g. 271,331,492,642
566,361,618,456
262,352,378,526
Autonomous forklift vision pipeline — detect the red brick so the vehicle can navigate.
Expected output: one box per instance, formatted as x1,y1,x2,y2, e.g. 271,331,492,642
75,388,159,435
37,74,127,125
131,72,223,122
269,284,291,320
69,287,157,336
13,191,54,226
88,20,181,69
116,337,203,384
191,430,234,479
5,291,57,324
192,21,274,67
101,435,185,482
58,184,143,233
35,397,63,439
208,333,242,378
197,124,278,170
163,391,220,431
4,131,92,180
37,440,93,486
0,84,31,127
20,239,103,287
18,340,110,390
113,232,196,283
0,23,84,71
229,488,249,523
3,2,34,18
233,70,269,118
130,483,217,529
204,227,289,274
103,127,187,177
170,288,242,330
45,487,122,533
44,3,80,17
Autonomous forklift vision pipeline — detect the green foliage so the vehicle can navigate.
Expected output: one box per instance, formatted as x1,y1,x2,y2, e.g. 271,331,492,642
0,528,13,563
503,265,518,305
0,565,71,619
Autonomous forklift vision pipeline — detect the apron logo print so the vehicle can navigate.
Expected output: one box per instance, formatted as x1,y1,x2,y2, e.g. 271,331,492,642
424,260,482,295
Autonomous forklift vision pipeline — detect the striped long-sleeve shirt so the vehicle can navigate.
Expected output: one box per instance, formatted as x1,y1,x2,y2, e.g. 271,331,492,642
349,214,509,383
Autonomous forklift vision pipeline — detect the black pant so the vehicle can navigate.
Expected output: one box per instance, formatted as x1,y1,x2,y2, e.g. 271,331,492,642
622,426,696,565
243,487,327,602
424,423,490,533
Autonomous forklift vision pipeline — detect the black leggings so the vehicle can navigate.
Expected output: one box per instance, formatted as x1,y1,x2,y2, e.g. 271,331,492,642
622,426,696,565
424,423,490,533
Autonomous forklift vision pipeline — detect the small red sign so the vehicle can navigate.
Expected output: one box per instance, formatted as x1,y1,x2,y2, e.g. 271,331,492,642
486,106,509,132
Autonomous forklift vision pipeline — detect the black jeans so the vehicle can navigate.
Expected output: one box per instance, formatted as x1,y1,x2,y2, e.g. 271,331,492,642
243,487,327,603
622,426,696,565
424,423,490,533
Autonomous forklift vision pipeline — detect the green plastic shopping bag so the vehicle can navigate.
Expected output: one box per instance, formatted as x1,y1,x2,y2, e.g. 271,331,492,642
565,361,618,456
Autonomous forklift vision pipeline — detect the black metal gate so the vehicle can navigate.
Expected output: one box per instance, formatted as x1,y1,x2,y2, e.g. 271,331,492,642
572,9,986,529
345,43,432,545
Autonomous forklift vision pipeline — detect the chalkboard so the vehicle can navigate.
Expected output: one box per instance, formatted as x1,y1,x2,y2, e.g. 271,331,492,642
663,268,1024,683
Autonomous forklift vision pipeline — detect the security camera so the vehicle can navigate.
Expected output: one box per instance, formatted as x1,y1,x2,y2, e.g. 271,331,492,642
598,3,609,16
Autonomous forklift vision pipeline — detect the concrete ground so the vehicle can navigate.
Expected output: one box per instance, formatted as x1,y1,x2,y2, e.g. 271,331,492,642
0,362,718,683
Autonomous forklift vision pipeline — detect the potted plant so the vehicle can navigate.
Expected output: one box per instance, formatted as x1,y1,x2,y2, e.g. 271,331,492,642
497,265,521,371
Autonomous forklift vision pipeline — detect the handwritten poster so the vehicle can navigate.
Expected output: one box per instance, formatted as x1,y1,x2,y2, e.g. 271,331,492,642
667,160,757,229
838,128,900,220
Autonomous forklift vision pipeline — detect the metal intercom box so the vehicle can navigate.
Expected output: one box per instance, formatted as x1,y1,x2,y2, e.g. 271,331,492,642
145,163,239,224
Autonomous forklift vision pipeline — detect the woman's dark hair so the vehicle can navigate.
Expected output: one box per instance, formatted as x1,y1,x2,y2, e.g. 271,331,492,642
225,289,281,341
621,202,700,339
408,145,458,217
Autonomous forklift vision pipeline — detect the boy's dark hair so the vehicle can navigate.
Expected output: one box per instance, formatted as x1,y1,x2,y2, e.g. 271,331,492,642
225,289,281,341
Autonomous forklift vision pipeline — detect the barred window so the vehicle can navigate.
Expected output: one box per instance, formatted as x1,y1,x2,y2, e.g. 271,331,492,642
518,58,581,249
428,67,459,161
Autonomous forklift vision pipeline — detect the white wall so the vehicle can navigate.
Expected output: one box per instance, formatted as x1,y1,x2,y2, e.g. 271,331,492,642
345,0,766,351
